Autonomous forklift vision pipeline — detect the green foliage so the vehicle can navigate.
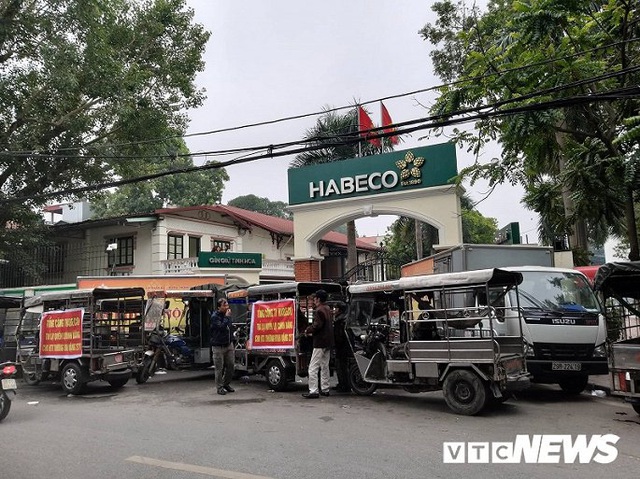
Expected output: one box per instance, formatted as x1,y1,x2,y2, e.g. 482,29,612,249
420,0,640,256
228,195,292,219
383,194,498,266
91,154,228,218
0,0,209,258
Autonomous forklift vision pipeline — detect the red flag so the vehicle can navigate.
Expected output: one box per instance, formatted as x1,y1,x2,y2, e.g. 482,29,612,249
380,101,399,145
358,106,381,147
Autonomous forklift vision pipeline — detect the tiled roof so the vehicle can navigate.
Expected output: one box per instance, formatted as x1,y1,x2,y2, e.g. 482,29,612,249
156,205,379,251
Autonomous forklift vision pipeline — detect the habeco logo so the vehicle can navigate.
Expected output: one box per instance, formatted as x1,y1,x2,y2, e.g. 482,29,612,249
308,151,425,199
443,434,620,464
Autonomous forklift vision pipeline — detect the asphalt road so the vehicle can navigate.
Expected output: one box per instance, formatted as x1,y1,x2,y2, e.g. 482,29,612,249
1,371,639,479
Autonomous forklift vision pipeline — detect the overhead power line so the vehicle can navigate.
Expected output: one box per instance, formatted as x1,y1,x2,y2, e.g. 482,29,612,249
2,82,636,205
2,37,637,157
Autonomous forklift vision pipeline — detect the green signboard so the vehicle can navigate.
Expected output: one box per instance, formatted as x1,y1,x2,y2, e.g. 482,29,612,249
288,143,457,205
198,252,263,269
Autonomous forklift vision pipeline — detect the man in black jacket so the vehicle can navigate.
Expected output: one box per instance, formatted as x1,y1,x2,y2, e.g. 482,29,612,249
302,289,334,399
210,298,235,395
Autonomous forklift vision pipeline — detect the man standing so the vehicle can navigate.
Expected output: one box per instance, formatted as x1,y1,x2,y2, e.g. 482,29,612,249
210,298,235,395
302,289,334,399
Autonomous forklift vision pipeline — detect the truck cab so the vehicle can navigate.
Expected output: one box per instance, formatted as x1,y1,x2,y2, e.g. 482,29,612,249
497,266,608,394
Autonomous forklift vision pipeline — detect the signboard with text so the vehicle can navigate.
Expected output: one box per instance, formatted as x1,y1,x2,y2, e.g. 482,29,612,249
287,143,457,205
249,299,296,350
39,308,84,359
198,252,263,269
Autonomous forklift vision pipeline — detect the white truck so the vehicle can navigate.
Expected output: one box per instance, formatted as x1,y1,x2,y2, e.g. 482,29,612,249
422,245,608,394
498,266,608,393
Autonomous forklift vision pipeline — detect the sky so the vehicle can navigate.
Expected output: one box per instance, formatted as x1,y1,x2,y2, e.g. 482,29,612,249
182,0,541,243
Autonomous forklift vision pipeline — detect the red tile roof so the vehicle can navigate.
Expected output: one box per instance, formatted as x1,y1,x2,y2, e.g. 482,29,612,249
156,205,379,251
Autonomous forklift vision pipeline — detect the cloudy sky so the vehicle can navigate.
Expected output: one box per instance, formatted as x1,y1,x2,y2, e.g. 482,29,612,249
183,0,540,242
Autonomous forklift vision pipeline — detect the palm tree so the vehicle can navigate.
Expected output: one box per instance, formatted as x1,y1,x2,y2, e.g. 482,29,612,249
291,106,393,279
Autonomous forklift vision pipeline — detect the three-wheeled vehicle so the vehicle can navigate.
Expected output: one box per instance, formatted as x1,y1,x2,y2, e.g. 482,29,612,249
344,268,531,415
16,288,146,394
593,261,640,415
136,288,220,383
228,282,344,391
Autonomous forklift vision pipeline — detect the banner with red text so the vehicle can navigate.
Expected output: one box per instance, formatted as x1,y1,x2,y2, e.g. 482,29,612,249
39,308,84,359
249,299,296,350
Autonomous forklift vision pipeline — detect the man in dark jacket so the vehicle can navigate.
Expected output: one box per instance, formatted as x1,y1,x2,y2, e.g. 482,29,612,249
210,298,235,395
302,289,334,399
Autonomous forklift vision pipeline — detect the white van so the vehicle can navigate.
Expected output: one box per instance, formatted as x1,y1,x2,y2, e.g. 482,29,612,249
494,266,608,394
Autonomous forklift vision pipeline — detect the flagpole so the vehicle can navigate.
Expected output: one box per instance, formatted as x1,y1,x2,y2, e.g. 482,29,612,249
379,102,384,154
357,105,362,158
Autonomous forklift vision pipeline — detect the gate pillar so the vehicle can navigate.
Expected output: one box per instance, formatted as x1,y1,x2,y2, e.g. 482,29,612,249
294,258,322,281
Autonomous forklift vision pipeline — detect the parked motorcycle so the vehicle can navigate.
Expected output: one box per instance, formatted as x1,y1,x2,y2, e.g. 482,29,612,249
1,361,18,422
135,327,195,384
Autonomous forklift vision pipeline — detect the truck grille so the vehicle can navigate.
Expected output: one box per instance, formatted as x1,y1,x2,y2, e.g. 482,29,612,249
534,343,594,360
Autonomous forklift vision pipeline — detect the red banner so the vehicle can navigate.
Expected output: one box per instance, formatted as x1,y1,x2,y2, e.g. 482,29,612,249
39,309,84,359
249,299,295,350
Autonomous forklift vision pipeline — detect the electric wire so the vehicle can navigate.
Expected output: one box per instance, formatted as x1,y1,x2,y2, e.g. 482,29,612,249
2,37,638,156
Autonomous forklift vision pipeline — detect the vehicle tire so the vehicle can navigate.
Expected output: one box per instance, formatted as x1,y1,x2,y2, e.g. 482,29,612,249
442,369,487,416
108,377,129,389
558,376,588,395
0,390,11,422
60,362,87,395
22,370,40,386
135,357,154,384
632,403,640,416
349,363,377,396
265,360,288,391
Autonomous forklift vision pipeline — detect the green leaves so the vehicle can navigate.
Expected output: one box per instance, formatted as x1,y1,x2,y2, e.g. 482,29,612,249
0,0,211,260
421,0,640,256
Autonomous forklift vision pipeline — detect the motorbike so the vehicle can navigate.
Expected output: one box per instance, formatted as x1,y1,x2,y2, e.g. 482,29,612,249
1,361,18,422
135,327,195,384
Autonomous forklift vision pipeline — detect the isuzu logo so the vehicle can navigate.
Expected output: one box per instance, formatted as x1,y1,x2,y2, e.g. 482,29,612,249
552,318,576,325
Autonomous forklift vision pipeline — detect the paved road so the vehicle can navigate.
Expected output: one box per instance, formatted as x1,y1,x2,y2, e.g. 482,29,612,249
1,371,639,479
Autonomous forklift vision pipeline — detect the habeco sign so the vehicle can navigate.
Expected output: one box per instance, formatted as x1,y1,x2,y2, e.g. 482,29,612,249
198,252,262,269
288,143,457,205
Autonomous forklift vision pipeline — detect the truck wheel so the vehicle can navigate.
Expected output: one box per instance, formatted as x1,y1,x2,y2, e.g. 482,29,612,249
632,404,640,416
61,362,87,395
0,390,11,422
108,377,129,389
349,363,377,396
558,376,588,395
443,369,487,416
266,360,288,391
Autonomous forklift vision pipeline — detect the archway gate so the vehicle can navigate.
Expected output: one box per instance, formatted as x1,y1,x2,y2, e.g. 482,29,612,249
287,142,464,281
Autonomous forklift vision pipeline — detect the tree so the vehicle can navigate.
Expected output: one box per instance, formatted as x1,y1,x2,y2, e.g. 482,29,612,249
420,0,640,261
228,195,292,219
382,194,497,269
91,153,228,218
291,107,388,279
0,0,209,269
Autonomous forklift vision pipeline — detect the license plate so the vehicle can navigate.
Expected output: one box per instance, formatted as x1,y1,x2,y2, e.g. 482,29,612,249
552,361,581,371
1,378,17,390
